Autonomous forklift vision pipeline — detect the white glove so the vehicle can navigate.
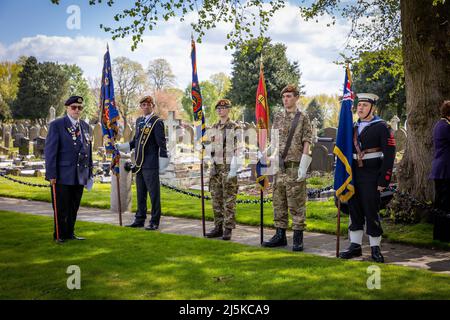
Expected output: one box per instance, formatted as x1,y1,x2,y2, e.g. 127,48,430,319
297,154,312,182
227,156,238,180
159,156,170,174
116,143,130,153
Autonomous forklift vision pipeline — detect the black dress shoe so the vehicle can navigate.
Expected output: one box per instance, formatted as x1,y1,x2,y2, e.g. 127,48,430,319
55,238,65,243
126,221,145,228
371,246,385,263
339,243,362,259
70,235,85,240
145,223,159,231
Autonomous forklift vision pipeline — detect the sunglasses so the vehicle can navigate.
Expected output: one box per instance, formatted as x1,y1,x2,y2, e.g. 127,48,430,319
70,105,83,111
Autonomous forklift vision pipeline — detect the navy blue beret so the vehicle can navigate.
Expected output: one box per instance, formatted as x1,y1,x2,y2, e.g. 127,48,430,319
65,96,84,106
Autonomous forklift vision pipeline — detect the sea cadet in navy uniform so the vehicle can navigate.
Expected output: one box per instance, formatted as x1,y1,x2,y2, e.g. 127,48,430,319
44,96,93,243
339,93,396,263
116,95,169,230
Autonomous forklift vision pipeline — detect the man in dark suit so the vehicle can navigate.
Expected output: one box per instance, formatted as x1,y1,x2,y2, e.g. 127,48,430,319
117,95,169,230
44,95,93,243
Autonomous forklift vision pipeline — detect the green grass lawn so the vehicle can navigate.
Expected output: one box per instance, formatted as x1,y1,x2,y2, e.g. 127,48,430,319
0,176,449,250
1,210,450,300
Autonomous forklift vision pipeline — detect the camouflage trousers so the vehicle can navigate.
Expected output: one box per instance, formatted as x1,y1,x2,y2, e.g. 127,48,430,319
209,164,238,229
272,166,307,231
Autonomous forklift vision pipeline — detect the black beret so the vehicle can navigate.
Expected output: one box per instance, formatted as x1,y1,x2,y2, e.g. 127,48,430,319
65,96,83,106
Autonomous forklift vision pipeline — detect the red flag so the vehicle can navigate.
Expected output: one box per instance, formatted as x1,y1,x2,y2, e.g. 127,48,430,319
255,59,269,190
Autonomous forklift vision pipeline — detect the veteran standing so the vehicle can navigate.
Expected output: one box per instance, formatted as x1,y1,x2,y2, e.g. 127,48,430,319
262,85,313,251
205,99,241,241
44,96,93,243
117,96,169,230
339,93,396,263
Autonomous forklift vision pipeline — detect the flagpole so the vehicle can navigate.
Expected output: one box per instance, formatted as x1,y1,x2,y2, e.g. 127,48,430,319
200,152,206,237
116,173,123,226
336,198,341,257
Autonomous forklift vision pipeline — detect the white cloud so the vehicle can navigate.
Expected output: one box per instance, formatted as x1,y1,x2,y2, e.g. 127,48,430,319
0,3,352,96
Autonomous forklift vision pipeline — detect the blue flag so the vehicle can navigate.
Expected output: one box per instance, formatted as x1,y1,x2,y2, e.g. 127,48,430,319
191,39,206,152
333,66,355,202
100,46,121,175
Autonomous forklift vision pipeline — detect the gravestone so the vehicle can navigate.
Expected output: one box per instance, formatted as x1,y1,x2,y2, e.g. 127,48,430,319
322,127,337,141
123,123,132,142
33,137,46,158
310,144,334,172
165,111,179,155
39,126,48,138
19,137,31,156
48,106,56,123
4,132,12,148
29,125,40,141
311,118,319,143
390,115,401,131
316,137,334,154
93,123,103,151
13,133,25,148
394,128,407,152
2,124,11,142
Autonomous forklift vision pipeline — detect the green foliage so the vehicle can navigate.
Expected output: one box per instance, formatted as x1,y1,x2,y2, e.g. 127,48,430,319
113,56,149,126
0,60,23,120
306,98,324,129
181,73,234,125
147,58,176,91
12,57,69,120
351,45,406,121
229,38,303,123
61,64,98,121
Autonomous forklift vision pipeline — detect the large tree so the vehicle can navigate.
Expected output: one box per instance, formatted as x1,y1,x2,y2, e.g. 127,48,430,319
0,60,23,120
306,98,325,129
351,46,406,122
61,64,97,121
147,58,176,92
13,57,69,120
229,37,303,123
112,56,149,128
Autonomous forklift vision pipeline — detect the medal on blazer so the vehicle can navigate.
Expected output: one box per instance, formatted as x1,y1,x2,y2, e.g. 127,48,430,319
134,114,161,174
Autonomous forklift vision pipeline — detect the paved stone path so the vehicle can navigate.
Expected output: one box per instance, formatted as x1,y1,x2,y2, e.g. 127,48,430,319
1,196,450,274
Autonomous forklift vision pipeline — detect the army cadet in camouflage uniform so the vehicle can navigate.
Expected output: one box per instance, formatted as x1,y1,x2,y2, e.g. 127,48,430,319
206,99,241,241
262,85,313,251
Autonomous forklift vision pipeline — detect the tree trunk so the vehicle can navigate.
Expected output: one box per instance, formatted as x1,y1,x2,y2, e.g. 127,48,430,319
394,0,450,221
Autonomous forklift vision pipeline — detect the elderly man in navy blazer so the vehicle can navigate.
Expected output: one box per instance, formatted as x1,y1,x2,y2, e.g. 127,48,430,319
117,95,169,230
44,95,93,243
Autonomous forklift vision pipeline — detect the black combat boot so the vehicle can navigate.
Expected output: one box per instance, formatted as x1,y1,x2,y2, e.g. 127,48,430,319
339,243,362,259
205,224,223,238
222,228,232,241
262,228,287,247
371,246,384,263
292,230,304,252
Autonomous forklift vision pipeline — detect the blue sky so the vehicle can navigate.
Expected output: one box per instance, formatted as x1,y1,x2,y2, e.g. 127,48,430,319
0,0,352,95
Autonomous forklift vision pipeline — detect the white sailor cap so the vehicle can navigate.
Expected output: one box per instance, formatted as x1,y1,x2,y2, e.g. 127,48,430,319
357,93,379,105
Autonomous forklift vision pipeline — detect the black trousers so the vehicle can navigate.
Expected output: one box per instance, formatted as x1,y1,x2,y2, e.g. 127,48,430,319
348,180,383,237
135,169,161,225
434,179,450,213
50,184,84,240
433,179,450,242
